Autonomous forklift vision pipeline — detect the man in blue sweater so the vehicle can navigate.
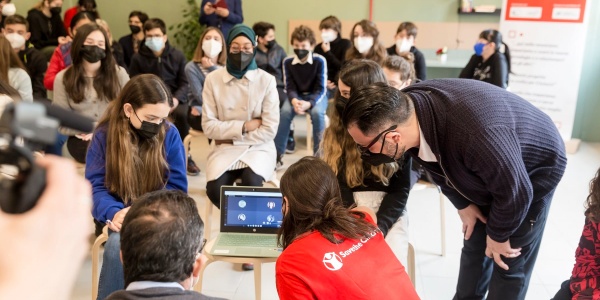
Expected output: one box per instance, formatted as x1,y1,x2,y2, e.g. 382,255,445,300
342,80,567,300
274,25,327,165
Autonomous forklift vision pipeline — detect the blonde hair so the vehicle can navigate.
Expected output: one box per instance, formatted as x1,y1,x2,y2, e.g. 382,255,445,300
321,59,398,188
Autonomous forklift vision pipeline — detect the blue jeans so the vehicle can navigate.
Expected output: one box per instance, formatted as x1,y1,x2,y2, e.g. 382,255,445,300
44,132,67,156
97,230,124,300
275,96,328,155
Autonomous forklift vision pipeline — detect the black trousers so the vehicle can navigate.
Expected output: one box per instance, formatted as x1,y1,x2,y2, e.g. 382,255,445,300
453,198,552,300
551,280,573,300
171,102,190,142
206,167,264,208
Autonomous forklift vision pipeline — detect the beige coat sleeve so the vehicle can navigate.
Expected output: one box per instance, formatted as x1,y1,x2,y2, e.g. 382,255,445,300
234,75,279,146
201,72,245,140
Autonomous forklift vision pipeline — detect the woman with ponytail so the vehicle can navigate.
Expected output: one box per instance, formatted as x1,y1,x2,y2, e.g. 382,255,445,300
459,29,511,89
275,157,419,300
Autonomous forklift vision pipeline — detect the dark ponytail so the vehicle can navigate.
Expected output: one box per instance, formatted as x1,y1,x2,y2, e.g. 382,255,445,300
278,157,378,249
480,29,511,73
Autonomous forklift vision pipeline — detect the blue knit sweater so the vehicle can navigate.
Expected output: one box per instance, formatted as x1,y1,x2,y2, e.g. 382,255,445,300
86,122,188,223
404,79,567,242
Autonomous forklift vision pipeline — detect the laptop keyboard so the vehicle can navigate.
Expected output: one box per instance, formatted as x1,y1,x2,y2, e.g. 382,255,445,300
219,234,278,247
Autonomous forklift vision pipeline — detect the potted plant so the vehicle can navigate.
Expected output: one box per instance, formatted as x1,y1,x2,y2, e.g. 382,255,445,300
436,46,448,63
169,0,205,60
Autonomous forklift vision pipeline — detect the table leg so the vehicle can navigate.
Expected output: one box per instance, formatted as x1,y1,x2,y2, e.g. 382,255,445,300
253,262,262,300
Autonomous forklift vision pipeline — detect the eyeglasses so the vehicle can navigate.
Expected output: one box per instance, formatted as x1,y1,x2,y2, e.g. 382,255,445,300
230,42,254,53
356,125,397,156
199,238,207,253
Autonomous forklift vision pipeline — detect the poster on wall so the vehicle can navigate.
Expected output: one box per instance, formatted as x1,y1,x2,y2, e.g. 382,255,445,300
500,0,589,140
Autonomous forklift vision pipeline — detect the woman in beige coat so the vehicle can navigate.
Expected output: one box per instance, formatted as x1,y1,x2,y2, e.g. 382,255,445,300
202,24,279,208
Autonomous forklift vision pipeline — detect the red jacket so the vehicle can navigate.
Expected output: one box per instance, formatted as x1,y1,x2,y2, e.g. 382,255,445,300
44,42,71,91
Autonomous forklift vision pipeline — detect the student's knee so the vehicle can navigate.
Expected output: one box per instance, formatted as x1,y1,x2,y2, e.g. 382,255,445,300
206,181,221,208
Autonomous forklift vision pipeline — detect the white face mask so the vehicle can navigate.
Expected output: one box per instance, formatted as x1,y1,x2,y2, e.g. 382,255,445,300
5,33,26,49
395,38,412,53
202,39,222,59
354,36,374,54
2,3,16,16
145,37,165,52
321,29,337,43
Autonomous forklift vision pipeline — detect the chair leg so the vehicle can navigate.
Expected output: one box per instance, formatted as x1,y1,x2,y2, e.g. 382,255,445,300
194,257,215,293
253,262,262,300
305,115,313,155
91,226,108,300
439,191,447,257
183,134,193,166
205,198,213,241
407,242,416,286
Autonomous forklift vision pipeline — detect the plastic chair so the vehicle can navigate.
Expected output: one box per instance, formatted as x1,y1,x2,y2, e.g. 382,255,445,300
91,225,109,300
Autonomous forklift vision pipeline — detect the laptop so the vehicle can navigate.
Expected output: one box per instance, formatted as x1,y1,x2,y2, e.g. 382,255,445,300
209,186,283,258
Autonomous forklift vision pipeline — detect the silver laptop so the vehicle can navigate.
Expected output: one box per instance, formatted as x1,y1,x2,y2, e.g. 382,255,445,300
209,186,283,258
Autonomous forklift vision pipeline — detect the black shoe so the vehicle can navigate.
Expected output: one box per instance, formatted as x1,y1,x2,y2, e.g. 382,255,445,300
242,263,254,271
187,156,200,176
286,130,296,154
276,154,284,170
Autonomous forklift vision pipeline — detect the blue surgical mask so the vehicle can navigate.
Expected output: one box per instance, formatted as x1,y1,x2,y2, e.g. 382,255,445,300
145,37,165,52
474,42,487,56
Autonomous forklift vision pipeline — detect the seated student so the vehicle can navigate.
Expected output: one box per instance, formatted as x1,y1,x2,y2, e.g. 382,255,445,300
0,1,16,29
313,15,352,97
386,22,426,81
185,26,226,132
202,23,279,208
346,19,387,66
274,25,327,163
3,15,48,100
44,11,96,91
52,23,129,163
0,35,33,101
26,0,67,58
104,190,224,300
459,29,511,89
198,0,243,38
129,18,198,176
86,74,187,300
322,59,412,268
96,19,127,71
275,156,420,300
253,21,293,152
63,0,98,32
118,11,148,69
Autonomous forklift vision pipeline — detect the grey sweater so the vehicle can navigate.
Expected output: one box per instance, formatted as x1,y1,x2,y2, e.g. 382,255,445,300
104,287,226,300
403,79,567,242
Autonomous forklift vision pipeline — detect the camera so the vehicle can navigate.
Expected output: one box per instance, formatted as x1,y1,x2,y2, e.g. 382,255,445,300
0,102,94,214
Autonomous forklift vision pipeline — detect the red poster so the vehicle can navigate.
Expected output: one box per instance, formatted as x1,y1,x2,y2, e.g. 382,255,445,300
504,0,586,23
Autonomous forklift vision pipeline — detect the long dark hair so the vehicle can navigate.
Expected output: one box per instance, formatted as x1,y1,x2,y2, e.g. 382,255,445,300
586,167,600,222
278,157,378,249
346,20,387,65
479,29,511,73
97,74,174,205
63,23,121,104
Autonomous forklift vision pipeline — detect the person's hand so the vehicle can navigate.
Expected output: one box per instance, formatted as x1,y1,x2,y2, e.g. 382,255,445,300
485,236,522,270
244,118,262,132
291,98,307,115
215,7,230,18
203,2,215,15
75,133,93,141
321,42,331,53
109,207,130,232
171,98,179,112
298,100,311,113
326,80,336,90
457,203,487,240
0,156,91,299
190,107,201,116
58,36,72,45
201,57,214,69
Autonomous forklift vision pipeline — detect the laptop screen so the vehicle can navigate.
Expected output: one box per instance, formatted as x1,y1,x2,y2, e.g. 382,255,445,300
220,187,283,233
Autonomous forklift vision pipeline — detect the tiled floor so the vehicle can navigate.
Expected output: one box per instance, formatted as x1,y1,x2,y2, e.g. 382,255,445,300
71,116,600,300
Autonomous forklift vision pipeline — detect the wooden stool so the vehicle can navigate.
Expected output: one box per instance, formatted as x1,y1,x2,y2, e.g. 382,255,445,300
91,226,109,300
412,180,447,256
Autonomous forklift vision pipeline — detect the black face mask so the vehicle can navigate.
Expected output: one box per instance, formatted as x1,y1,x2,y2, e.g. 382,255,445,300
361,142,399,166
228,51,253,70
50,7,62,15
129,25,141,34
265,39,276,49
131,110,160,139
335,95,349,117
80,45,106,63
294,49,309,60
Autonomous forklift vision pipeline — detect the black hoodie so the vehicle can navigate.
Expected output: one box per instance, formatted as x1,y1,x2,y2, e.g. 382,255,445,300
26,8,67,49
18,42,48,99
129,41,189,103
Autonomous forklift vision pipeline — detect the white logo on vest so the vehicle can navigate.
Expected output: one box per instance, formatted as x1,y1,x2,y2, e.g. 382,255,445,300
322,252,343,271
